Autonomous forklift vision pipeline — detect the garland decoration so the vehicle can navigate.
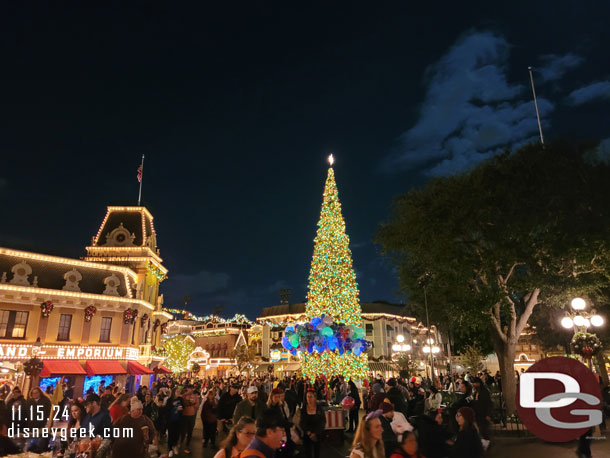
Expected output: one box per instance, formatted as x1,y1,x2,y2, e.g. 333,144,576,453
160,322,168,334
40,301,54,318
571,332,602,360
141,313,149,327
84,305,97,322
162,309,253,325
282,314,371,356
123,308,138,324
24,357,44,376
153,319,161,330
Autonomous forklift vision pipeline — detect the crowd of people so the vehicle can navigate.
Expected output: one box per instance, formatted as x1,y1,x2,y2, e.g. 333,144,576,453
0,370,500,458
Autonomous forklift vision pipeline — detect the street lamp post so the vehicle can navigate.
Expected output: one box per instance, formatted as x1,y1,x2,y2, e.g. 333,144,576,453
418,272,436,382
392,334,412,374
560,297,604,334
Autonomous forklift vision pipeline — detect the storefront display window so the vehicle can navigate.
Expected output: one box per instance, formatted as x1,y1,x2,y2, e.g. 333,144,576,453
84,375,114,395
40,377,62,393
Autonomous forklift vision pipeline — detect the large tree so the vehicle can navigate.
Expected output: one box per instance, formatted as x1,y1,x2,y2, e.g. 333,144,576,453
377,142,610,413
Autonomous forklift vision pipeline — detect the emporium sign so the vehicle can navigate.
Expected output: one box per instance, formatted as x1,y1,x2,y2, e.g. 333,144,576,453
0,344,139,360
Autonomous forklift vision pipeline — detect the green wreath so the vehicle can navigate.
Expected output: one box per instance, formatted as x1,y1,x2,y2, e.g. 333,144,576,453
571,332,602,358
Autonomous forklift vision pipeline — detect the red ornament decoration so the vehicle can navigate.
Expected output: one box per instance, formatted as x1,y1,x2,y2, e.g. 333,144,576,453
40,301,54,318
160,322,168,334
140,313,149,327
84,305,97,322
153,319,161,330
123,308,138,324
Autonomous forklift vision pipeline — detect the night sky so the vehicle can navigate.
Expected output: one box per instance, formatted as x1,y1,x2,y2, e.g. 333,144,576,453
1,2,609,318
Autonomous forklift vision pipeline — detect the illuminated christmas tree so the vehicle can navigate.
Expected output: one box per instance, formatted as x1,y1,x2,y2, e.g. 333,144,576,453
162,335,195,373
301,155,369,380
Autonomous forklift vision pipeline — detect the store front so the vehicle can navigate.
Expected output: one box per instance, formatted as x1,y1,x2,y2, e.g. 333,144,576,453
126,361,154,392
0,343,141,396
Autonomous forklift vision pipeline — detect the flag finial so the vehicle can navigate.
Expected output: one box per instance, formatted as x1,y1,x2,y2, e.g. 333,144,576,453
328,154,334,166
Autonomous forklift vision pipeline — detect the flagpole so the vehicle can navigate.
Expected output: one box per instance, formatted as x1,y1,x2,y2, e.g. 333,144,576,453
138,154,145,206
528,67,545,146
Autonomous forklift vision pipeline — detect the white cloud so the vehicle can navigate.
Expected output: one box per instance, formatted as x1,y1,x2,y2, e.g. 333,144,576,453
537,53,583,81
567,81,610,105
586,138,610,164
382,31,566,176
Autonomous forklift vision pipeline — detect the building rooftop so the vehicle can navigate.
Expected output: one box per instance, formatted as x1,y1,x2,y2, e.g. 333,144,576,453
0,247,135,297
258,301,413,319
91,206,156,249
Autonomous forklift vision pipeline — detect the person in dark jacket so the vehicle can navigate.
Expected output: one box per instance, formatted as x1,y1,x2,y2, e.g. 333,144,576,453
386,379,408,417
414,411,450,458
81,394,113,437
448,381,472,434
471,377,492,440
347,380,362,432
167,388,184,456
411,388,426,416
0,418,20,456
449,407,483,458
201,389,218,448
369,383,386,412
233,386,265,424
284,383,298,417
26,387,52,452
217,383,242,439
379,402,397,458
299,389,326,458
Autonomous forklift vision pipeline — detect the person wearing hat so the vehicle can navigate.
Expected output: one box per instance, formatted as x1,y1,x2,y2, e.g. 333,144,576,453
218,383,243,441
447,406,483,458
368,383,386,412
112,396,157,458
233,386,265,425
240,409,285,458
379,402,397,457
81,393,113,438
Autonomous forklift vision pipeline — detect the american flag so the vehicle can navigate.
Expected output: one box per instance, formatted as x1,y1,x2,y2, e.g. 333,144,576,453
137,165,143,182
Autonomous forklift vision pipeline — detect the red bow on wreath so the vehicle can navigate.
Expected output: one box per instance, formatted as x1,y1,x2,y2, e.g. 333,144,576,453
40,301,54,318
84,305,97,322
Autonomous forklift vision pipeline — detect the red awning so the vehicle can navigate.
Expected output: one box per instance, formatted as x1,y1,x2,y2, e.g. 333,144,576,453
41,360,86,377
153,365,172,374
85,360,127,376
127,361,154,375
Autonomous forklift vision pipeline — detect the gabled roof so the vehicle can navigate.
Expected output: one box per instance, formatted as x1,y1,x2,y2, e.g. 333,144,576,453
0,247,135,297
92,206,156,248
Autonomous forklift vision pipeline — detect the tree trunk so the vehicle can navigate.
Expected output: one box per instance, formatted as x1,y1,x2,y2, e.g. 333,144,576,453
595,353,609,387
491,329,517,414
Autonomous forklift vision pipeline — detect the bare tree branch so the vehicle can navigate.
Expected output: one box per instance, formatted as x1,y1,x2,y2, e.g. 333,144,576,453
516,288,541,335
490,302,507,343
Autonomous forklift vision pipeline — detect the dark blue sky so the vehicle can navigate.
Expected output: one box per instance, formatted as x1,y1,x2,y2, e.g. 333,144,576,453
1,2,609,318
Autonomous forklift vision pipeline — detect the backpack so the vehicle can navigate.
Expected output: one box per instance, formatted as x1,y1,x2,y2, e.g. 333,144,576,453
239,450,266,458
